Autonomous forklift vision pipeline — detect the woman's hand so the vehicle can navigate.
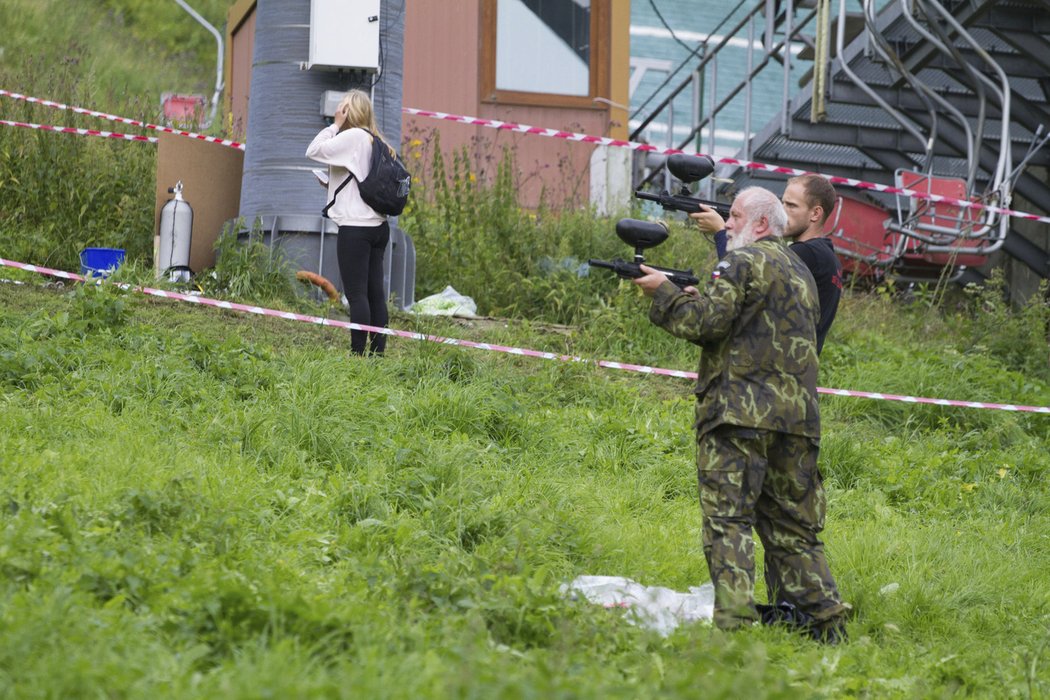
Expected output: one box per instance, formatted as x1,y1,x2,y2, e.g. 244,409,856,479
334,106,348,131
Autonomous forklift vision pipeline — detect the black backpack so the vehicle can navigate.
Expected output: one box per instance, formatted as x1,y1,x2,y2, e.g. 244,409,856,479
323,129,411,218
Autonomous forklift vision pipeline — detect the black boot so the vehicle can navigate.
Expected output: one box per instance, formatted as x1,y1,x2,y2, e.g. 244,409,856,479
809,618,848,645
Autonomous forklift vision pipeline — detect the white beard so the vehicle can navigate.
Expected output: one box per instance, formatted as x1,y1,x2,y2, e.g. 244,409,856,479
726,221,757,252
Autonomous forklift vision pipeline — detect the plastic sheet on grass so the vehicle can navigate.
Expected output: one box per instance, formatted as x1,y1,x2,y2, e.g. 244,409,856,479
410,285,479,318
561,576,715,636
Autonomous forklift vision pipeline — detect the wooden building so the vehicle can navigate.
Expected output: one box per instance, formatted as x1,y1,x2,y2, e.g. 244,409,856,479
224,0,631,211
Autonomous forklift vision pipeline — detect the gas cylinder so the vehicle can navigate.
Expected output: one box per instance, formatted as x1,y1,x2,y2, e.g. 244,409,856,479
158,180,194,282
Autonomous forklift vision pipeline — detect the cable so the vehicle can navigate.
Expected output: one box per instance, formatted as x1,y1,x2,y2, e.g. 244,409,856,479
648,0,696,54
631,0,748,120
371,0,406,91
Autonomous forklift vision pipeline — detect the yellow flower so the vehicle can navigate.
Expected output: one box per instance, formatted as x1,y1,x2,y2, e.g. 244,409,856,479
997,468,1009,479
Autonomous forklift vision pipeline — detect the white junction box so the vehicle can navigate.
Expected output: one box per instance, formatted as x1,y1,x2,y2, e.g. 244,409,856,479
320,90,344,118
308,0,382,71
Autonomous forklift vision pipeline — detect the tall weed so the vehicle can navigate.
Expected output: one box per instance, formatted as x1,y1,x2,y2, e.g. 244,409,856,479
201,227,302,307
400,129,716,324
0,52,157,270
960,271,1050,382
0,0,241,274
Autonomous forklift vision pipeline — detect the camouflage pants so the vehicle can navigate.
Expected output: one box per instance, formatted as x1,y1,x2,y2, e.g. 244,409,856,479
696,424,848,630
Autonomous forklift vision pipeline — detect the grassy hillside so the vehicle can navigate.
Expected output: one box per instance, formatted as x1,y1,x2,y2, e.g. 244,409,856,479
0,0,233,272
3,1,1050,696
1,0,230,100
0,271,1048,697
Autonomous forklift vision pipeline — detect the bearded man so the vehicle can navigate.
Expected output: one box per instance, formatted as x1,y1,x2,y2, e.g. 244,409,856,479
633,187,850,643
693,175,843,353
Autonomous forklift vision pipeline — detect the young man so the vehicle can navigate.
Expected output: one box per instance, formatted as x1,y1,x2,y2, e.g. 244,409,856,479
633,187,849,643
692,175,843,353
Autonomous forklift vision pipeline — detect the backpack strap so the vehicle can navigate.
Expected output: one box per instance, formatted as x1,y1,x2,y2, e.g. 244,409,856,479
322,169,356,218
320,129,383,218
361,128,392,158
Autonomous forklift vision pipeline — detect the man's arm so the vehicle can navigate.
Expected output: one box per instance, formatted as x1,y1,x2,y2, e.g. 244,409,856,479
690,205,727,259
636,262,745,344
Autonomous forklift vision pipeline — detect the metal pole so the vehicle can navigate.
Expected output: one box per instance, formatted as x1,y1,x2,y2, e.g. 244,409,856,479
691,63,702,154
811,0,830,123
665,101,675,192
782,0,795,135
744,14,755,161
709,54,718,161
173,0,224,128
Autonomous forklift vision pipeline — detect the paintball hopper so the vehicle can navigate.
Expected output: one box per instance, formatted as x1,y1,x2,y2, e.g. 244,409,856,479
588,218,699,289
666,153,715,183
616,218,669,261
633,154,731,218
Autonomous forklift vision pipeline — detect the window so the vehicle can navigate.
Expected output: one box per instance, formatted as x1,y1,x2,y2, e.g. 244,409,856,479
481,0,609,108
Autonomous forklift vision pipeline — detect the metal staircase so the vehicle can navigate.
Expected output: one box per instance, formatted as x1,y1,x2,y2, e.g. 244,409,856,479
631,0,1050,283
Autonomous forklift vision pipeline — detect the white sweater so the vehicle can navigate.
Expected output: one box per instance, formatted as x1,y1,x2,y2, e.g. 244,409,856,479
305,125,386,227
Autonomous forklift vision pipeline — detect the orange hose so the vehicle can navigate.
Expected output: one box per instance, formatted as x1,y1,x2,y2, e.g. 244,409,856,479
296,270,340,302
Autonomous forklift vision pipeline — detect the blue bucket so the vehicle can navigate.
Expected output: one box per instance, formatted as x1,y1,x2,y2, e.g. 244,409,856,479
79,248,126,277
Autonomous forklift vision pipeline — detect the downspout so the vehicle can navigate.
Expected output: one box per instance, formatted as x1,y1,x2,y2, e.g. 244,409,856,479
811,0,830,123
174,0,225,128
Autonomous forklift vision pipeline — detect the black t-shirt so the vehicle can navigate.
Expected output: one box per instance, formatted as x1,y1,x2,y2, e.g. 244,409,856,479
713,230,842,353
789,237,842,354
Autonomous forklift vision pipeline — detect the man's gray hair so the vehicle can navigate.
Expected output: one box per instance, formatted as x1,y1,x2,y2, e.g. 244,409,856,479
738,186,787,237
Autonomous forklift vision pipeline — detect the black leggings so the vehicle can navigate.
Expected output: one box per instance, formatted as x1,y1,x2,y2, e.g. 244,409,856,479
337,222,390,355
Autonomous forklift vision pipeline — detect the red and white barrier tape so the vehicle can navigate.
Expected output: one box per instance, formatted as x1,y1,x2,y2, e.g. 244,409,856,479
402,107,1050,225
403,108,648,150
2,257,1047,415
0,89,245,150
5,87,1049,224
0,119,157,144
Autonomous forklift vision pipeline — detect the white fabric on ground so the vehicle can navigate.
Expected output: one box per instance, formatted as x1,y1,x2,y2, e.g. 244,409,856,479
561,575,715,636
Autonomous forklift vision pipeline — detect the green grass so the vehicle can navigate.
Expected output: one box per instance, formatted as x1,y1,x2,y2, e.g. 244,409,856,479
0,0,233,274
3,0,1050,695
0,275,1048,698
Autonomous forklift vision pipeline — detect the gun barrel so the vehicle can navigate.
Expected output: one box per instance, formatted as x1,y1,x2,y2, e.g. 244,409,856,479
588,258,699,288
586,258,618,273
633,190,661,205
587,258,641,280
634,190,700,213
634,189,731,218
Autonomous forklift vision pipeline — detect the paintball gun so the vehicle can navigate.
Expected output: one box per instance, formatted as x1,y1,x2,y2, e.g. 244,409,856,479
588,218,700,289
634,153,732,219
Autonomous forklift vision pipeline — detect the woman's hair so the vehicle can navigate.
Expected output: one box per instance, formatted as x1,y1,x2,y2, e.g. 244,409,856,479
337,89,386,143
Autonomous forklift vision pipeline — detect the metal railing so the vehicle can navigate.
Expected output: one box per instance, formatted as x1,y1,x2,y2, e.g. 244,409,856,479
630,0,821,169
631,0,1048,277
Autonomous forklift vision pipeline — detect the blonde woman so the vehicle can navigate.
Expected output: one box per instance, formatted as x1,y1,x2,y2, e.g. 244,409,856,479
306,89,390,355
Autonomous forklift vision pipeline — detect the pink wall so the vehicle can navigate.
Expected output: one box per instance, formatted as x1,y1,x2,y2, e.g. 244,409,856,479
225,1,621,209
402,1,615,209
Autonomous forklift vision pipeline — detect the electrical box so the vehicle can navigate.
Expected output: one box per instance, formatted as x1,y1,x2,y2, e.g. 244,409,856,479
308,0,381,71
320,90,346,118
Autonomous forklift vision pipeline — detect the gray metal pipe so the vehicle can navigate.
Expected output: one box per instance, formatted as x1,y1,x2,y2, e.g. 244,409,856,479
239,0,404,223
236,0,412,307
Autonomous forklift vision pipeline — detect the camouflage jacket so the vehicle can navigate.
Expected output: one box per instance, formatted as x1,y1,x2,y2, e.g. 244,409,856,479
648,237,821,438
